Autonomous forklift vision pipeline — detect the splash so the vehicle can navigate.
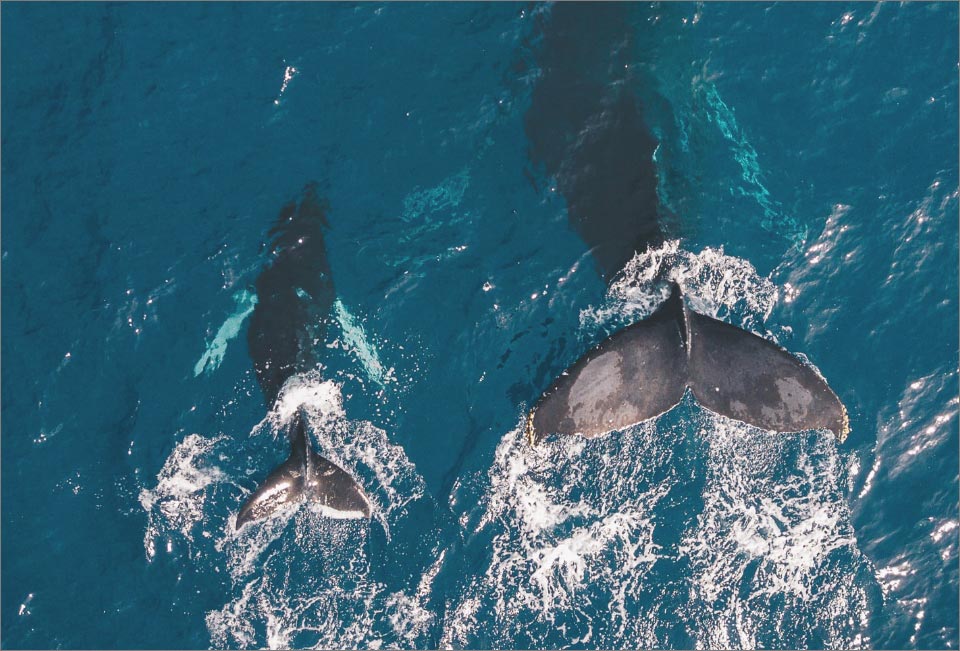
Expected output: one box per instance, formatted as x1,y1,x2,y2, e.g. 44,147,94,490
273,64,299,106
681,423,876,649
206,528,391,650
268,372,347,427
205,544,437,650
445,413,878,648
141,374,428,648
248,372,425,531
580,240,779,335
443,422,670,649
208,454,429,650
139,433,232,561
194,289,258,376
217,374,425,647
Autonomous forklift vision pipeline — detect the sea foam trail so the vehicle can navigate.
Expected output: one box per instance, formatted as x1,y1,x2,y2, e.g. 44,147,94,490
681,424,878,649
443,247,879,649
205,513,434,650
442,422,670,649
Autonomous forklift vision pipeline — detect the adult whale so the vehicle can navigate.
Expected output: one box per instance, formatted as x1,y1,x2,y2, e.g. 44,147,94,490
236,184,371,529
522,4,848,444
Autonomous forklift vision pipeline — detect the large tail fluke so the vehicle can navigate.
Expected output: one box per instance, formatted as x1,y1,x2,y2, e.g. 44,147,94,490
236,411,371,530
527,283,848,445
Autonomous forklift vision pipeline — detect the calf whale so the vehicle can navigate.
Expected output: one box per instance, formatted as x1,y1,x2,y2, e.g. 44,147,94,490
523,4,848,444
236,184,371,529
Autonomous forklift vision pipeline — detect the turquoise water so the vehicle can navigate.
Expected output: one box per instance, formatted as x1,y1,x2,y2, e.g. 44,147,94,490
2,3,957,649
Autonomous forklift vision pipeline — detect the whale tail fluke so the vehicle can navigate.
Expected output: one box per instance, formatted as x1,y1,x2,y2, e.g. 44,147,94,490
527,283,848,445
684,307,849,441
235,410,371,530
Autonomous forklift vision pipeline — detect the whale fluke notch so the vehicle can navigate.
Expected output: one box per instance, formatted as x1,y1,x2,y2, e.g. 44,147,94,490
526,283,849,445
236,410,371,529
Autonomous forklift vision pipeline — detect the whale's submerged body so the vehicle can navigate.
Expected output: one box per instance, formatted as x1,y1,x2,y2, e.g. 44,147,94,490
523,4,848,443
237,184,371,529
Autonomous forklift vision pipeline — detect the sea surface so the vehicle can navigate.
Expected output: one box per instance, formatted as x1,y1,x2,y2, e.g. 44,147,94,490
2,3,957,649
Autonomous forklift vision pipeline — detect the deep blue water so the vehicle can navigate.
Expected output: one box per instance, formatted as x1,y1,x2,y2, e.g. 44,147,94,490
2,3,957,649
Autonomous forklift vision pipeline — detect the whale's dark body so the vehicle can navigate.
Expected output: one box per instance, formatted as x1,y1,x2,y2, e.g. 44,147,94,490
237,184,371,529
525,3,663,282
523,4,848,443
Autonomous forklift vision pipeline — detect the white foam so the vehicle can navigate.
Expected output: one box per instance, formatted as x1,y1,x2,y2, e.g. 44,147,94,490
139,433,230,560
204,375,425,647
580,240,779,336
442,422,669,648
270,372,345,425
207,511,435,649
142,373,428,648
444,247,875,647
681,424,862,614
232,371,425,540
445,412,875,648
273,64,298,106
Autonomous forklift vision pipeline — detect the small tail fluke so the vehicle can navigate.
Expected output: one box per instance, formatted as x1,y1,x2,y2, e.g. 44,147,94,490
527,283,848,445
236,411,371,530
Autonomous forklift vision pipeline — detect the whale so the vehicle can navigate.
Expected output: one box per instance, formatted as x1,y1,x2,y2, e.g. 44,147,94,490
522,4,848,444
236,183,371,529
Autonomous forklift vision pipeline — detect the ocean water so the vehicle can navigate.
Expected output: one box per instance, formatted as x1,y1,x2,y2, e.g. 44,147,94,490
1,3,957,649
